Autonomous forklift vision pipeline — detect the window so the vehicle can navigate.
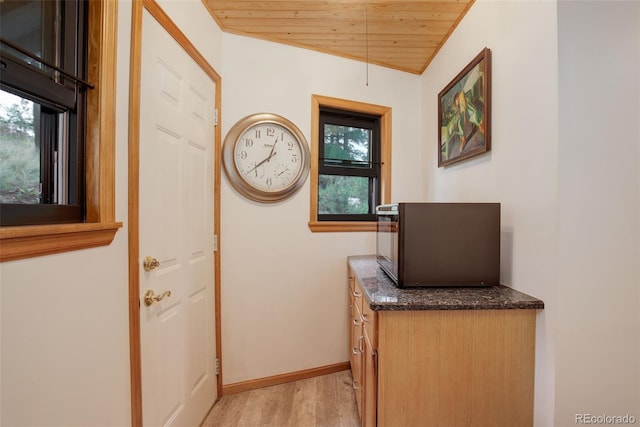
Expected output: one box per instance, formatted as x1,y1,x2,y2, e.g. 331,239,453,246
0,0,121,261
318,108,380,221
309,95,391,232
1,0,88,226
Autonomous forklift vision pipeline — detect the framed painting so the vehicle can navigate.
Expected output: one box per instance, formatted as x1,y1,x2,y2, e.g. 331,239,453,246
438,47,492,167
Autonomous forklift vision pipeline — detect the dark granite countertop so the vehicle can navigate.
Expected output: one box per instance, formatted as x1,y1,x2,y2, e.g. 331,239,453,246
348,255,544,311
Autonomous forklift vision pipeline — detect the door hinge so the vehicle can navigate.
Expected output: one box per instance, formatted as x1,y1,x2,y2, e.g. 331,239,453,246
214,108,219,126
215,358,220,375
213,234,218,252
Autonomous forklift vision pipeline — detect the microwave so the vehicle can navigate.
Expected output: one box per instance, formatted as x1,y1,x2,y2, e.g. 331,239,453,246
376,202,501,287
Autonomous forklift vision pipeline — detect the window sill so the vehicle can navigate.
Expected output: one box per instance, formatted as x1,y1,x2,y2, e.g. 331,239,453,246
0,222,123,262
308,221,377,232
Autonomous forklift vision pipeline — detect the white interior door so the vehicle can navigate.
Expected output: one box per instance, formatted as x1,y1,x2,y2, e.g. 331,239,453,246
138,9,217,427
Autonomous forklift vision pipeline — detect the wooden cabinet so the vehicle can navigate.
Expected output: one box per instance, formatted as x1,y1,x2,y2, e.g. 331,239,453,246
362,330,377,427
361,281,377,427
348,261,540,427
348,268,378,427
348,273,364,419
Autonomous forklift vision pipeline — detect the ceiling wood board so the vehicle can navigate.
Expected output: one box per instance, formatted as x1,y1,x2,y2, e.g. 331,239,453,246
202,0,475,74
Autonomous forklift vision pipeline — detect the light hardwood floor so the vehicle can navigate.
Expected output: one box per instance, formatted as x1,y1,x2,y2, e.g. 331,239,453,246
202,370,359,427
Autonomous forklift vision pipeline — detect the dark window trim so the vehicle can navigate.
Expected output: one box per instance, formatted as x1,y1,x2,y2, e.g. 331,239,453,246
0,204,82,224
317,107,381,222
0,0,88,226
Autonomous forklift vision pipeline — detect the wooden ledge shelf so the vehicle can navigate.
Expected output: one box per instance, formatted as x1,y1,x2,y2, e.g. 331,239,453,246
308,221,377,232
0,222,123,262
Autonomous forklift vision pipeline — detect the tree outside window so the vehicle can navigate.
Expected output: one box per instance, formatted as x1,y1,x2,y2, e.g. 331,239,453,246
0,92,39,204
319,120,379,220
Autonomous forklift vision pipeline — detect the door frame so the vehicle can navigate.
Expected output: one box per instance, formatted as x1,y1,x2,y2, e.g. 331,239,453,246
127,1,223,425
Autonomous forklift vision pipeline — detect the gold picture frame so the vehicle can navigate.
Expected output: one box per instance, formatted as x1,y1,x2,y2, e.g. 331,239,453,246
438,48,492,167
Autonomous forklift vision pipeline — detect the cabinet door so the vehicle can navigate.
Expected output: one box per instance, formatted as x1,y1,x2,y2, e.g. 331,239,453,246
348,270,361,373
351,301,364,420
363,331,377,427
362,296,377,347
377,310,537,426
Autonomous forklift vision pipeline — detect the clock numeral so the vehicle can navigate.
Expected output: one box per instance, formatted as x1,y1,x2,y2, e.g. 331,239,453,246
239,151,248,160
254,129,261,138
287,141,294,150
244,138,254,147
266,177,273,188
266,127,275,137
291,154,298,163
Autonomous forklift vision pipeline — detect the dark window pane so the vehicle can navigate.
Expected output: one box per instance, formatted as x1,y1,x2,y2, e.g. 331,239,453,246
0,90,41,204
323,124,371,166
0,1,62,70
319,175,370,215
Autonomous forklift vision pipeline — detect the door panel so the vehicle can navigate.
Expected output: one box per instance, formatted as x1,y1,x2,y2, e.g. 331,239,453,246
189,290,208,393
139,8,216,427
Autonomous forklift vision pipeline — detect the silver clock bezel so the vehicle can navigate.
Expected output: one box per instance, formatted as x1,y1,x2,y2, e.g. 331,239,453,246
222,113,311,203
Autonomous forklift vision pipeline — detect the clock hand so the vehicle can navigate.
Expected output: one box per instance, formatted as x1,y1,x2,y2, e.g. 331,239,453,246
245,137,280,175
267,137,278,157
246,150,278,174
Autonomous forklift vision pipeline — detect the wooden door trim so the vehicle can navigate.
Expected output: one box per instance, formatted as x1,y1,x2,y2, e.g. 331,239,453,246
128,1,223,426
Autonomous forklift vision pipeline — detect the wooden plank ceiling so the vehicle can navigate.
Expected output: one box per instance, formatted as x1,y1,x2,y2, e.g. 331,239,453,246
202,0,475,75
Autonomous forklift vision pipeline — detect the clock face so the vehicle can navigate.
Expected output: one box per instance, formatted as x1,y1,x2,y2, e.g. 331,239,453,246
233,122,304,193
222,113,310,202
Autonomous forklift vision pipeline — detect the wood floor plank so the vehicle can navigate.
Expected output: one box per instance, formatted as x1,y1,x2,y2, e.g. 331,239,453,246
335,371,360,427
235,388,266,425
202,385,251,426
259,380,296,425
287,376,317,425
202,370,359,427
314,370,337,426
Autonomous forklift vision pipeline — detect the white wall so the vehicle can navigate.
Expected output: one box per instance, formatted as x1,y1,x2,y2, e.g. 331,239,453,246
422,0,640,425
155,0,223,72
0,1,224,425
220,34,422,384
556,1,640,424
420,0,559,424
0,3,133,423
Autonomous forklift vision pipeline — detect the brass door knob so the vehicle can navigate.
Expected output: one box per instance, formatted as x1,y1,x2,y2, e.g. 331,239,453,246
143,289,172,306
143,256,160,271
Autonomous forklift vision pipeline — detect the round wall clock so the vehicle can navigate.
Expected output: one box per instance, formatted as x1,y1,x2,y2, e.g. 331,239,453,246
222,113,311,203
